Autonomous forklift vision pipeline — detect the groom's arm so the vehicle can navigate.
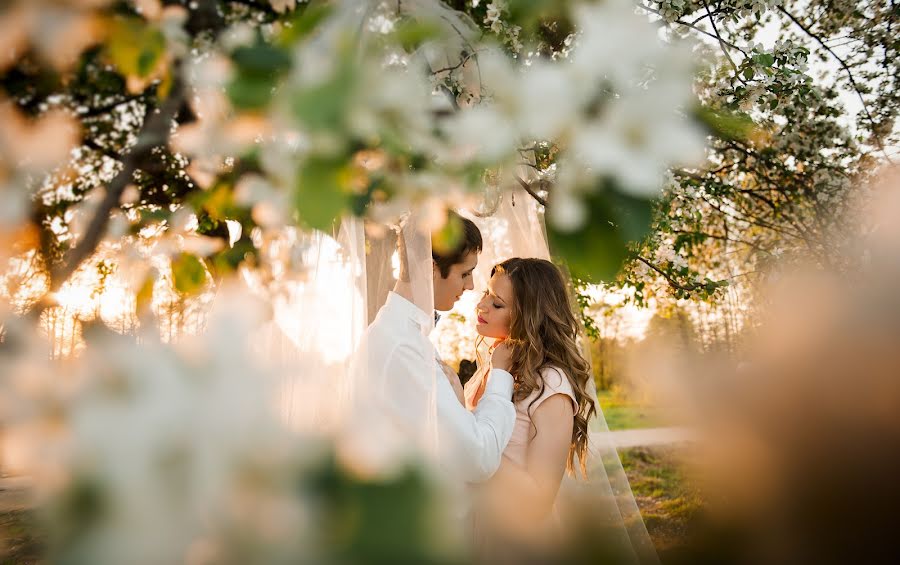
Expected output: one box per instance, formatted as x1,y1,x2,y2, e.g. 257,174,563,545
386,343,516,482
434,366,516,481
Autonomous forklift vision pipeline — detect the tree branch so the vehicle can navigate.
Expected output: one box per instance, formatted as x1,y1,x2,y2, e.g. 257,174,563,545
778,6,895,163
639,2,746,53
701,0,748,86
634,255,703,292
430,48,481,75
513,173,548,207
50,67,186,291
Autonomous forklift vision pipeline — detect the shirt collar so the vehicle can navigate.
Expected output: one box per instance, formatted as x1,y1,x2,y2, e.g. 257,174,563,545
385,291,433,331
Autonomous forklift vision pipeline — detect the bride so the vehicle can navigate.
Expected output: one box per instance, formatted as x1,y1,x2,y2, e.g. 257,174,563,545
462,257,598,556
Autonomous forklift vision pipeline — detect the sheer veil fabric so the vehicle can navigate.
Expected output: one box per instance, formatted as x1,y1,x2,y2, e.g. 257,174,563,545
343,212,441,473
250,191,656,561
251,211,438,465
247,220,370,435
462,185,660,564
249,0,654,558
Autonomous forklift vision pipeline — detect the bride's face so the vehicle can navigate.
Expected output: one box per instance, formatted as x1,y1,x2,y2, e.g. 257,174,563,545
475,273,513,339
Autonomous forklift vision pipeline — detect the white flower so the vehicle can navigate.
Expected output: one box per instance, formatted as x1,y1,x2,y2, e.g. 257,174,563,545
2,286,329,564
485,1,505,33
570,0,665,87
443,105,516,163
517,62,577,140
473,47,520,108
349,64,434,150
548,188,587,231
572,90,706,196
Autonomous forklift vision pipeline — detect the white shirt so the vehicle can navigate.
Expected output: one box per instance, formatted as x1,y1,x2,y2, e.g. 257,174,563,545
360,291,516,482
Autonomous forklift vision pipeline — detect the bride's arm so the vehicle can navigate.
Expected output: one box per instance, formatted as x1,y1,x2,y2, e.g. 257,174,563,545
486,394,574,521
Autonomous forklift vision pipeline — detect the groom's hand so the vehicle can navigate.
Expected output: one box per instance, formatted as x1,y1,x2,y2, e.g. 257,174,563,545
490,341,513,372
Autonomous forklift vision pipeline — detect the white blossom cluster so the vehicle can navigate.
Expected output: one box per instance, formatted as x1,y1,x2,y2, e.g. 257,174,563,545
483,0,523,53
441,0,706,229
654,0,695,23
653,0,783,24
171,0,705,234
0,290,332,563
735,0,784,19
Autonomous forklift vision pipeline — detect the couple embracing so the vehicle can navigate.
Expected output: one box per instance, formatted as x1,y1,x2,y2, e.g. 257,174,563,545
357,212,597,558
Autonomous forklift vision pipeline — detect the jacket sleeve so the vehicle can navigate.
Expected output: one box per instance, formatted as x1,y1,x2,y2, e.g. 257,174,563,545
383,342,516,482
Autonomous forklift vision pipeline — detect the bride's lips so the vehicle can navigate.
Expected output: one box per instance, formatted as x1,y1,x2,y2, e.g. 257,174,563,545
477,315,487,324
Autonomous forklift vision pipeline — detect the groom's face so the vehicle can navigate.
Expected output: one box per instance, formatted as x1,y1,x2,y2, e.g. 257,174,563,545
433,251,478,311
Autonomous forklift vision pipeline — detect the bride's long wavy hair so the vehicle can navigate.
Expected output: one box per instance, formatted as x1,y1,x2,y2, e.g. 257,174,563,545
488,257,596,476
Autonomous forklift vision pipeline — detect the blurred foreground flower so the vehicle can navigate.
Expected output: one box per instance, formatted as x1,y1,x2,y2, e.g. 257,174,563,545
637,169,900,564
1,286,458,564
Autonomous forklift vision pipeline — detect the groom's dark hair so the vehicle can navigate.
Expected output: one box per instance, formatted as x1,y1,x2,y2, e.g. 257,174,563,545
432,212,482,279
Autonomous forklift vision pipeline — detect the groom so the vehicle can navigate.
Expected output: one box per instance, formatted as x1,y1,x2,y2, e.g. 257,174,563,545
361,212,515,482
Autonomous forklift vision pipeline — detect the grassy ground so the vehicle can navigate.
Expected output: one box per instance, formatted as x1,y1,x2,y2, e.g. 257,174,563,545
618,446,705,559
0,510,41,565
597,388,662,430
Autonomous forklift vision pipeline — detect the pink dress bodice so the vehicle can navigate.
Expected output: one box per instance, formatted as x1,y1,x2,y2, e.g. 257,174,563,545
465,365,577,466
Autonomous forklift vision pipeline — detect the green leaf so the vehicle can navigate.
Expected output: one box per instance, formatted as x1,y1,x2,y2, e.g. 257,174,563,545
507,0,567,28
213,239,256,274
307,453,443,563
391,20,444,51
135,272,156,314
742,66,754,80
279,3,334,46
172,254,207,295
190,183,238,224
548,182,653,282
695,105,757,141
227,77,277,110
291,59,356,131
227,44,292,110
105,18,166,79
754,53,775,67
294,156,352,231
432,212,464,255
231,44,292,78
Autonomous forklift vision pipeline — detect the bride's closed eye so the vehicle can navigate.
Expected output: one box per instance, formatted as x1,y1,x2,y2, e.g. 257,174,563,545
482,290,503,309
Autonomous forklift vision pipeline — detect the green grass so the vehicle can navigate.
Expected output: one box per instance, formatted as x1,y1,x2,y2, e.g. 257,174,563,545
0,509,42,564
597,388,662,430
619,446,705,558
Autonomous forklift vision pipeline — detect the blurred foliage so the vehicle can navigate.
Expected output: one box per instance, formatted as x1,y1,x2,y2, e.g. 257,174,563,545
171,253,207,295
307,456,458,565
548,182,653,282
104,17,167,82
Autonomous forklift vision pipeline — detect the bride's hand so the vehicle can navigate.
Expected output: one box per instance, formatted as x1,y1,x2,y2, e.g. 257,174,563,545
439,360,465,405
490,340,513,372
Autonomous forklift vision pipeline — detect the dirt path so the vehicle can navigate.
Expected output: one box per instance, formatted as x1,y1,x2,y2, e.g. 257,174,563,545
0,476,32,513
601,427,697,449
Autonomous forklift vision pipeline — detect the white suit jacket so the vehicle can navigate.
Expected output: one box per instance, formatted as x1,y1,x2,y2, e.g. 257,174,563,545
361,291,516,482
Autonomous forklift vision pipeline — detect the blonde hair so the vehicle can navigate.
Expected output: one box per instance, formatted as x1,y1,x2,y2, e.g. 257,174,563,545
489,258,596,476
